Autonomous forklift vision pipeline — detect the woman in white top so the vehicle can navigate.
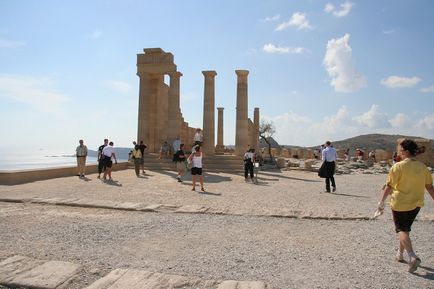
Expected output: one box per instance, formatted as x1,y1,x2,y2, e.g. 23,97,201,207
188,145,204,191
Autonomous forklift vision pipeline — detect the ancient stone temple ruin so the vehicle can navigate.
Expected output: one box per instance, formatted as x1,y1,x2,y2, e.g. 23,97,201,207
136,48,259,156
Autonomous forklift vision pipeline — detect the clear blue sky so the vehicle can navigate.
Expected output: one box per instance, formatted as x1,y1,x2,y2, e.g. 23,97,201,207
1,0,433,152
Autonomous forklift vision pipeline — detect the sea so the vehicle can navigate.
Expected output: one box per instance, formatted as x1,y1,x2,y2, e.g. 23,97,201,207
0,147,129,171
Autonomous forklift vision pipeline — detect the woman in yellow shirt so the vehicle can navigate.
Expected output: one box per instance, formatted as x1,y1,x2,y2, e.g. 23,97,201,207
378,139,434,273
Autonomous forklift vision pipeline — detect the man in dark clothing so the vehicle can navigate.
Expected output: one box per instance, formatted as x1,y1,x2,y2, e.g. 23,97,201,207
173,143,186,182
97,138,108,179
138,140,147,174
321,141,337,192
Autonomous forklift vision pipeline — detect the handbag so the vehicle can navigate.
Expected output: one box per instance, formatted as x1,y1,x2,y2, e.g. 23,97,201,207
318,162,327,178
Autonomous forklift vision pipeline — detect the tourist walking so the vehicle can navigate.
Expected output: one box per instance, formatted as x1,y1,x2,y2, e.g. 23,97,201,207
159,141,170,159
75,139,88,178
173,143,186,182
244,148,255,182
138,140,147,174
131,144,142,177
377,139,434,273
188,145,204,191
173,136,181,153
344,148,350,161
321,141,337,193
193,128,203,146
97,138,108,179
102,141,117,180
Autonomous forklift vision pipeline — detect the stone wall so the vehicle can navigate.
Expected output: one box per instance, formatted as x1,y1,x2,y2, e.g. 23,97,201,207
0,162,130,185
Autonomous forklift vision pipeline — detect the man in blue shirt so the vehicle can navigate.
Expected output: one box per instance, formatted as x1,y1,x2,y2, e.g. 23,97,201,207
321,141,337,193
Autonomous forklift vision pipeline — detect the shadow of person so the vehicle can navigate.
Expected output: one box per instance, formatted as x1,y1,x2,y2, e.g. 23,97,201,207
198,191,222,196
329,192,369,198
81,177,92,182
103,179,122,187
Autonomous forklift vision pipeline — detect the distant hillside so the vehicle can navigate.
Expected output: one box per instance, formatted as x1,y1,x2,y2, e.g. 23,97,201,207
308,134,434,152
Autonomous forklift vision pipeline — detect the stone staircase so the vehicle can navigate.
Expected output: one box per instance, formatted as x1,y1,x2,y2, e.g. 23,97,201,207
130,153,244,173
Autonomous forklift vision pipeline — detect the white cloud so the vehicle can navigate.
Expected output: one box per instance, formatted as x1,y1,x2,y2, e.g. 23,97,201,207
352,104,389,128
389,113,410,128
381,76,421,88
415,114,434,130
262,105,434,146
89,30,102,39
105,80,133,94
0,38,25,48
324,1,354,17
0,74,68,113
276,12,313,31
323,33,366,93
324,4,334,13
420,85,434,93
382,29,395,34
263,43,305,54
262,15,280,22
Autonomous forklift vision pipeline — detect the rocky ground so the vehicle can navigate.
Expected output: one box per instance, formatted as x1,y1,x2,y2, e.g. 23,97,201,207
0,167,433,289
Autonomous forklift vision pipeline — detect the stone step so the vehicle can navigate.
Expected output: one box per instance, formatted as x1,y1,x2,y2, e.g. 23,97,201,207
84,268,271,289
0,255,81,289
0,256,272,289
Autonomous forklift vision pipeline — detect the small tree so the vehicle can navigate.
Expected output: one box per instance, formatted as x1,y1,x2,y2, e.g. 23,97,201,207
259,120,276,163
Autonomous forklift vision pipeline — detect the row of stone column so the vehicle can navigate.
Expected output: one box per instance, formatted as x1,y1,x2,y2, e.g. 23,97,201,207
201,70,259,156
137,48,259,156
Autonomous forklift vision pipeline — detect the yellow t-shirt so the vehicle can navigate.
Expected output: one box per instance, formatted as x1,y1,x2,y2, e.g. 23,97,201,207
132,149,142,159
387,158,433,211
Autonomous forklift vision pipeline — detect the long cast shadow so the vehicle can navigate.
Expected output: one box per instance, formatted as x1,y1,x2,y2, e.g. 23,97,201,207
259,171,321,183
328,192,369,198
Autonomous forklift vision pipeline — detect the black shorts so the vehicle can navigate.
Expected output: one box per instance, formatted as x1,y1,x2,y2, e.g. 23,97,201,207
392,207,420,233
103,156,113,168
191,167,202,175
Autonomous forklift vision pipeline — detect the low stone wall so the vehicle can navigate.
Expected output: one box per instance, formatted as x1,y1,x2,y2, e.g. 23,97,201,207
0,162,129,185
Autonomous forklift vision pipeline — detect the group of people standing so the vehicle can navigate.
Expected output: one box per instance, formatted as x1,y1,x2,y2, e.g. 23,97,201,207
130,141,147,177
75,138,117,180
172,128,205,191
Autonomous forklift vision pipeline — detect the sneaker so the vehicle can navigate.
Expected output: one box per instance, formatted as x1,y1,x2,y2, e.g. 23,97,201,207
177,177,182,183
408,257,421,273
396,254,404,262
191,187,195,191
201,187,205,192
332,187,336,192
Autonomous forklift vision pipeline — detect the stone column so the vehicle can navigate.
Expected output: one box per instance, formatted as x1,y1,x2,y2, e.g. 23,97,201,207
216,107,224,153
253,107,260,151
137,72,150,146
235,70,249,156
167,71,183,149
202,71,217,155
148,75,160,152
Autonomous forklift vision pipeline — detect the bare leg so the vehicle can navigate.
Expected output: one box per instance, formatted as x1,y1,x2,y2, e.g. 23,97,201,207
192,175,196,190
200,175,204,190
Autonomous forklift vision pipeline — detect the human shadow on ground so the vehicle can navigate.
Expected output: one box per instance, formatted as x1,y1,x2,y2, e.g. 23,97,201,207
103,179,122,187
259,171,321,183
80,176,92,182
412,270,434,280
328,192,369,198
203,173,233,183
198,190,222,196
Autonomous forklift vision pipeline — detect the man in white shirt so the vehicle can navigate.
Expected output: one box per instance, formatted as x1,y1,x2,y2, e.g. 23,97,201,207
102,141,117,181
321,141,337,193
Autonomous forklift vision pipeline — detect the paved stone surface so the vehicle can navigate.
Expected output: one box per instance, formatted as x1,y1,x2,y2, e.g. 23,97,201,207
0,169,433,221
84,268,269,289
0,255,81,289
1,169,434,289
